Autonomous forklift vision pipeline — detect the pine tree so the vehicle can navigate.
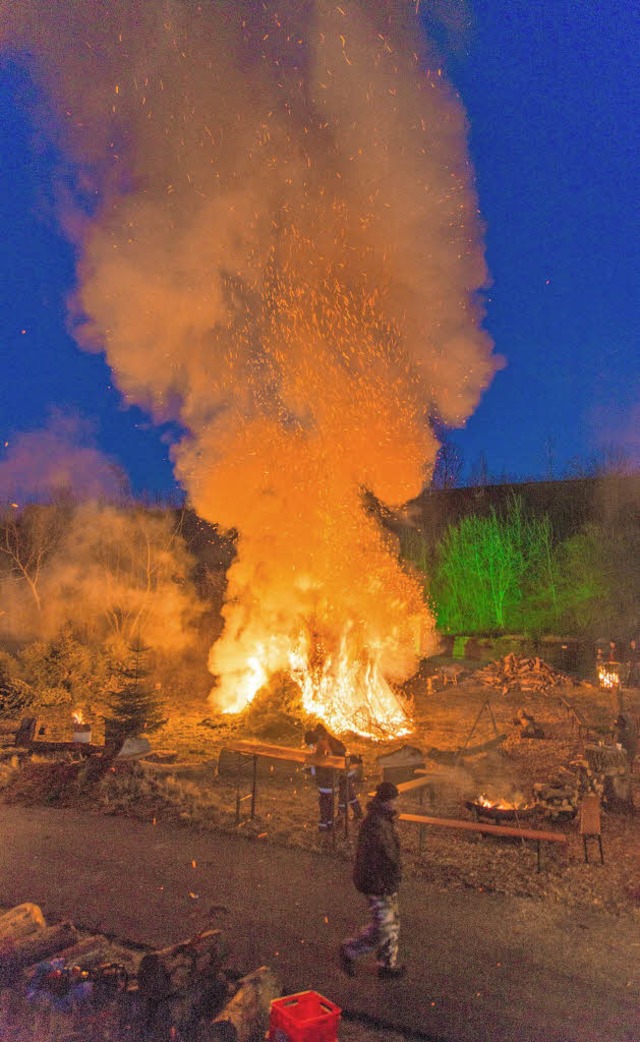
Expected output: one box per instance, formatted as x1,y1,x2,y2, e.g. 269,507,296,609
105,638,166,742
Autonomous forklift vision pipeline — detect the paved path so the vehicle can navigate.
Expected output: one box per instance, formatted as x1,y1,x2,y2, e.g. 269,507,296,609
0,805,639,1042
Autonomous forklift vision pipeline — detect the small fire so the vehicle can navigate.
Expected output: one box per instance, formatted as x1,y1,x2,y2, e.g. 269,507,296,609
72,709,84,725
597,663,621,690
476,791,529,811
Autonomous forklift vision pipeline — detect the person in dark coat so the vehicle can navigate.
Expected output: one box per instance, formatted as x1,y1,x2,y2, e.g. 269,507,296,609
614,712,638,770
304,724,363,831
339,781,406,979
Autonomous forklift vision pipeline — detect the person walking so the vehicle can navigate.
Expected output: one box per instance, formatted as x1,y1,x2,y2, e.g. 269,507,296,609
304,724,363,831
339,780,406,979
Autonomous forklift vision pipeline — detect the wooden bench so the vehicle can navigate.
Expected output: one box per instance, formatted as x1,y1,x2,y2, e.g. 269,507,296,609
398,812,568,872
579,794,604,864
222,739,351,841
368,773,441,807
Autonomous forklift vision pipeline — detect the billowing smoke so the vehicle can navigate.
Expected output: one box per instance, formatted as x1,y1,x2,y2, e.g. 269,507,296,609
1,1,498,730
0,412,127,504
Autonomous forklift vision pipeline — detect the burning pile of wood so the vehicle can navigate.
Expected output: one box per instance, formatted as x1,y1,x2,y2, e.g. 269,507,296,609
532,771,580,820
475,654,572,694
0,901,280,1041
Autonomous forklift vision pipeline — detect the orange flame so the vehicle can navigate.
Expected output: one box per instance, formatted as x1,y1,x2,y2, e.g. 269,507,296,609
213,622,415,739
597,664,620,689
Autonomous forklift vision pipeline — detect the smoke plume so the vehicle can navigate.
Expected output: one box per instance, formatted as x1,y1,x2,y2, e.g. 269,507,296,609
1,1,499,728
0,412,127,504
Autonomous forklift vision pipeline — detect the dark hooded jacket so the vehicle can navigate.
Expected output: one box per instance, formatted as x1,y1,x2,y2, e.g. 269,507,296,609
352,797,402,896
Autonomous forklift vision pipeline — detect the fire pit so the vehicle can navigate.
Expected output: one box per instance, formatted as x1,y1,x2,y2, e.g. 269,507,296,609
465,795,538,823
598,661,622,690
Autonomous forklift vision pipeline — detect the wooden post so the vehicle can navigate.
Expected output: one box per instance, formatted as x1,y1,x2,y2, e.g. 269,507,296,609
250,755,258,819
343,759,350,840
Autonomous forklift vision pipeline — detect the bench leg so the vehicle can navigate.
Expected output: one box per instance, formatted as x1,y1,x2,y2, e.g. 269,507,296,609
598,836,604,864
250,755,257,819
235,780,241,825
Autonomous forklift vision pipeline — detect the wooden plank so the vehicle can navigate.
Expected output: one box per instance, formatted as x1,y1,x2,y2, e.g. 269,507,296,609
224,740,346,770
398,812,567,844
24,740,104,755
368,774,439,798
579,795,601,836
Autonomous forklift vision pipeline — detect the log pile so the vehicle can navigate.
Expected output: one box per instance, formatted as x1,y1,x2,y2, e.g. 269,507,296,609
571,743,632,806
475,654,572,694
532,772,580,820
0,902,281,1041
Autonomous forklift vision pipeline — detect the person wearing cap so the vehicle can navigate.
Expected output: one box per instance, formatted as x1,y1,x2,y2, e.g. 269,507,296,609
304,723,363,831
339,780,406,979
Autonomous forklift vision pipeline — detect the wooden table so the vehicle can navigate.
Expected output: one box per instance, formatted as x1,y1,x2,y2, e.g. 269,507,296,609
223,739,351,840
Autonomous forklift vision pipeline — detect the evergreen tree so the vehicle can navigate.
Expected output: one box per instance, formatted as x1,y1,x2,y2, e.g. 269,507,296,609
105,638,166,742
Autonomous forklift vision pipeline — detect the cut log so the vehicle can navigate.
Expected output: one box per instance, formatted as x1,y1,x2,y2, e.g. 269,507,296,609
205,966,282,1042
0,920,78,983
137,930,228,1002
54,934,120,970
0,903,46,941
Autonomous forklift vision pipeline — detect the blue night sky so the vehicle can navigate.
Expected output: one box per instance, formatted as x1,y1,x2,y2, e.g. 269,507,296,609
1,1,638,497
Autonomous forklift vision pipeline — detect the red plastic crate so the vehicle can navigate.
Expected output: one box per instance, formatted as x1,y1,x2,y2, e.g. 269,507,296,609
269,991,341,1042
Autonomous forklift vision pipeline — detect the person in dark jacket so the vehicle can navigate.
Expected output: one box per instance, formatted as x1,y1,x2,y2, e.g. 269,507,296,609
304,724,363,831
339,781,406,979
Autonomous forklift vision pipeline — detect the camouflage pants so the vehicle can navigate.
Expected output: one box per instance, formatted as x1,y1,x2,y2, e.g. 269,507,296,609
343,893,400,968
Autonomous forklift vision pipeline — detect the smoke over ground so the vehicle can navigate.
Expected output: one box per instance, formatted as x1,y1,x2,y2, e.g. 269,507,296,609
1,1,499,726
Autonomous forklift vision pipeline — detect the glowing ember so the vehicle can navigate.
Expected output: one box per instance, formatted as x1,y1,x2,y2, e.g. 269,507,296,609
72,710,84,725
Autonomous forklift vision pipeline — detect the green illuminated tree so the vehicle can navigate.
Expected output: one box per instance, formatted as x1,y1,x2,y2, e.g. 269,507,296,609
432,496,559,634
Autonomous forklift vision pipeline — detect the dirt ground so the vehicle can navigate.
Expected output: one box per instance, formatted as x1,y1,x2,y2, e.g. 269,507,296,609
4,656,640,919
2,659,640,1042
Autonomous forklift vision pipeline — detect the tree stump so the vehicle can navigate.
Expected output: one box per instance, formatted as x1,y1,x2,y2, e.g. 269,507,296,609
206,966,282,1042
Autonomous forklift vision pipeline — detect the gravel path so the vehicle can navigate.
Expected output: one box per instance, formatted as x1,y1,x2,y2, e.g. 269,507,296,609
0,804,639,1042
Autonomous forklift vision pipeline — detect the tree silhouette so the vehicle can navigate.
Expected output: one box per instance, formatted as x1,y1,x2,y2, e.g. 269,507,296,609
105,637,166,742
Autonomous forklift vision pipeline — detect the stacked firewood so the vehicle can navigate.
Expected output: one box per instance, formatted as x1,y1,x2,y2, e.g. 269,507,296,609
475,654,572,694
532,772,580,820
571,743,632,806
0,902,281,1041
